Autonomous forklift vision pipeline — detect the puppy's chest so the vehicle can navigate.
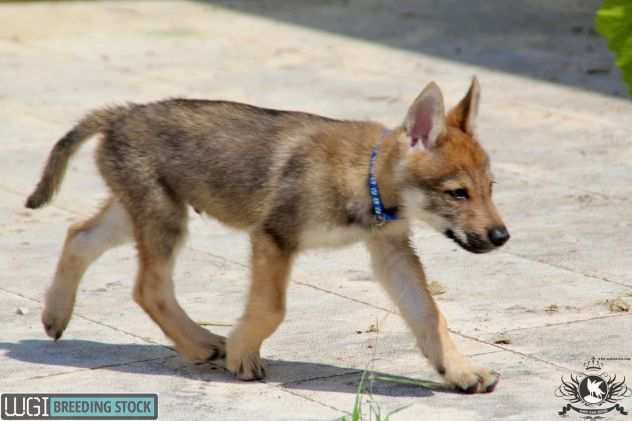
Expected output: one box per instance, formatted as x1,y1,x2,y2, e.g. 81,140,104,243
299,224,371,249
297,200,377,249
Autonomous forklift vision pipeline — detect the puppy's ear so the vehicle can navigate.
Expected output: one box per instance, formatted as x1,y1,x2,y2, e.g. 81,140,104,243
404,82,446,151
447,76,481,135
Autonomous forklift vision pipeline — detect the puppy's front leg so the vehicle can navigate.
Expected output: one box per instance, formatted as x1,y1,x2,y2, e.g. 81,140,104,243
366,232,499,393
227,230,294,381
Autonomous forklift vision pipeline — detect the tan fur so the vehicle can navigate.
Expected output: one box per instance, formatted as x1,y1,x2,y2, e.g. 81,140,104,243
366,232,497,393
28,78,508,392
226,231,293,379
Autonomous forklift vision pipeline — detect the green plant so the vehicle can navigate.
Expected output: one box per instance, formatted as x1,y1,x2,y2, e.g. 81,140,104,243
596,0,632,97
337,318,445,420
339,370,411,421
338,371,447,420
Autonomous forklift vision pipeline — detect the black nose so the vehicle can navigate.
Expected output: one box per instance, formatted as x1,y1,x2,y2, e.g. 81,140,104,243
488,227,510,246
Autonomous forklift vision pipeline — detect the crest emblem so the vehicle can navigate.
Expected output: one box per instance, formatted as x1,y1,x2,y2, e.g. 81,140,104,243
555,357,631,420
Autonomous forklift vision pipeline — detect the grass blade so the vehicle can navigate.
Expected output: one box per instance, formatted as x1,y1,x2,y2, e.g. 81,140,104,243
372,374,445,390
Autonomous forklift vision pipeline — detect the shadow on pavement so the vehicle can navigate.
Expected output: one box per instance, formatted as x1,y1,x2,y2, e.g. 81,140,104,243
200,0,625,98
1,339,445,397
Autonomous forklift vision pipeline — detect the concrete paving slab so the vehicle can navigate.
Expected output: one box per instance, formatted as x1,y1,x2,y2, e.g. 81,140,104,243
6,357,344,420
202,0,626,95
497,180,632,287
0,292,175,385
282,351,569,421
2,0,632,420
500,315,632,375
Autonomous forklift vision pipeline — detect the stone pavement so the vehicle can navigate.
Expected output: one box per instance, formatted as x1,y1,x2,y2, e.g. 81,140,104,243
1,1,631,420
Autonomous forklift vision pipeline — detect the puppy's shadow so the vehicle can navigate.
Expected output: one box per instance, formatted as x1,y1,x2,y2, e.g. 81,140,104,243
0,340,445,398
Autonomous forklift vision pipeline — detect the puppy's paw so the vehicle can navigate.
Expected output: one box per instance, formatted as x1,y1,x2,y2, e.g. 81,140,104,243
202,334,227,362
226,350,266,381
442,363,499,394
179,334,226,363
41,304,71,341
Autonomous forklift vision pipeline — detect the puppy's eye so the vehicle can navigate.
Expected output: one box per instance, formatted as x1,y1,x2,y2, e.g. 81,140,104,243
446,188,469,200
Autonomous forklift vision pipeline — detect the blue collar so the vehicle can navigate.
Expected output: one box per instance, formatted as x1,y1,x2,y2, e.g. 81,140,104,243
368,132,399,225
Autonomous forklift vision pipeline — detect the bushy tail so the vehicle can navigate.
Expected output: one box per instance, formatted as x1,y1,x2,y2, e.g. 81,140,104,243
25,106,128,209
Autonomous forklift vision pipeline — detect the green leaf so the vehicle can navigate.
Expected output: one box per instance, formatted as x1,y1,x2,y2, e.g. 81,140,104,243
351,370,368,421
596,0,632,97
371,374,446,390
384,404,413,421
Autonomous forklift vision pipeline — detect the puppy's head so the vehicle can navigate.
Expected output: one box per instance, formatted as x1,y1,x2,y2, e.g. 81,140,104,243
397,77,509,253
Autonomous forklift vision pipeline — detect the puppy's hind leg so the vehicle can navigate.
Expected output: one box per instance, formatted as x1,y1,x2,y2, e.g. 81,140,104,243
131,198,225,363
42,197,132,340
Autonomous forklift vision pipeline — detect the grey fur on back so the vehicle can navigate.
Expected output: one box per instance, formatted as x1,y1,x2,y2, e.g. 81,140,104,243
27,99,379,250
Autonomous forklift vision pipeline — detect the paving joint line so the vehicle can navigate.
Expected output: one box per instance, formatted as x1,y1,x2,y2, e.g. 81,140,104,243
501,312,632,334
278,370,361,388
71,312,175,350
294,280,393,313
0,285,174,351
506,251,632,289
290,281,580,372
17,355,175,383
276,386,348,415
448,330,573,372
277,349,505,388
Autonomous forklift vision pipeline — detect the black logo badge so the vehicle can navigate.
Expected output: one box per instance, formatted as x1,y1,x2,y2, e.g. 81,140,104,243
555,357,631,420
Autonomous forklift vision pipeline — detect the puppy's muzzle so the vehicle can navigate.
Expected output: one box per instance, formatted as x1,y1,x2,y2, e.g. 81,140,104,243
445,227,509,254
